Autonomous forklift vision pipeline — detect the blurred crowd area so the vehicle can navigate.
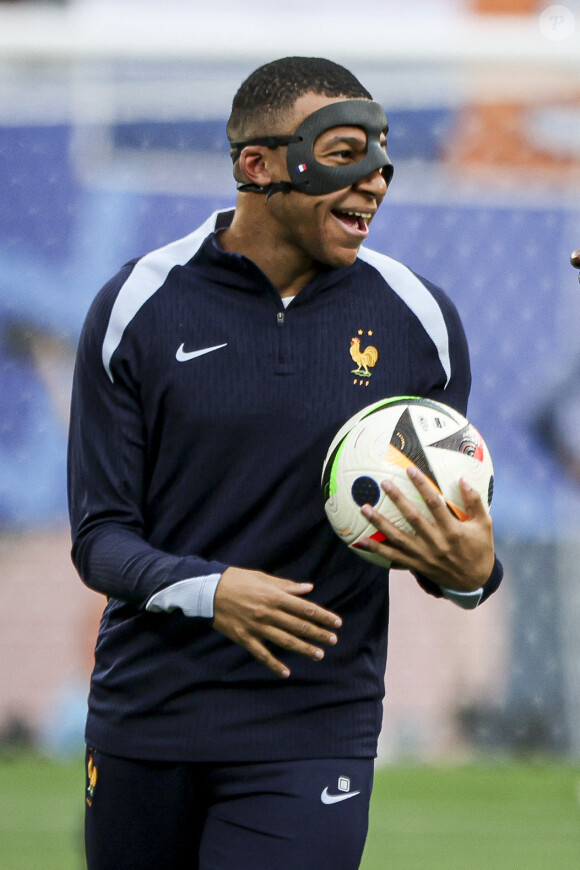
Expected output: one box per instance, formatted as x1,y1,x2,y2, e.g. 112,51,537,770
0,0,580,761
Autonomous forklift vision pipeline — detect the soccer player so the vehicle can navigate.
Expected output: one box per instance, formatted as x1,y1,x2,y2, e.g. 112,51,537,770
68,56,502,870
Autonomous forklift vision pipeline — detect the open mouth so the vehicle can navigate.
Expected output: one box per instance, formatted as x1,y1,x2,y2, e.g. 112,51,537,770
331,210,372,233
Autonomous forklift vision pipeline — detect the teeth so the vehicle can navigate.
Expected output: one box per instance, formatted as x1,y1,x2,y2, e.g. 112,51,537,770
344,211,372,219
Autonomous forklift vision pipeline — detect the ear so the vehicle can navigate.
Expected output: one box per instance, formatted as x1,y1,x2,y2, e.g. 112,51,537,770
237,146,278,187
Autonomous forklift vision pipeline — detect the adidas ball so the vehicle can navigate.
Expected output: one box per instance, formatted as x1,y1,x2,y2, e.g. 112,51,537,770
321,396,494,567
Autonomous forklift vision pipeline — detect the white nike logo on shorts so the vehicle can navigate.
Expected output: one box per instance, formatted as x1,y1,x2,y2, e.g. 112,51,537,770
176,342,228,362
320,787,361,805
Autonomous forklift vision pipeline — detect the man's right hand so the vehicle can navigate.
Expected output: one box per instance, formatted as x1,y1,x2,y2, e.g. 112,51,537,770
212,567,342,678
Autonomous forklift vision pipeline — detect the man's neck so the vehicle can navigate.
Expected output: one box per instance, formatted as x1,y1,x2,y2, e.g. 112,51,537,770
218,200,318,298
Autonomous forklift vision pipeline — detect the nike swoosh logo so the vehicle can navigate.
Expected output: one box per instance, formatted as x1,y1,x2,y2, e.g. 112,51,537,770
176,342,228,362
320,787,361,805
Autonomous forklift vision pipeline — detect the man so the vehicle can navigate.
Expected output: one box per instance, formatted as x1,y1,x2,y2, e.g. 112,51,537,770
68,57,502,870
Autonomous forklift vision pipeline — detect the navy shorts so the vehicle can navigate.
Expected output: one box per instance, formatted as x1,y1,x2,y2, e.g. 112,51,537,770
84,748,374,870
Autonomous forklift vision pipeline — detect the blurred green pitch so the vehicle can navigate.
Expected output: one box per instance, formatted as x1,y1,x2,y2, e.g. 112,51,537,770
0,754,579,869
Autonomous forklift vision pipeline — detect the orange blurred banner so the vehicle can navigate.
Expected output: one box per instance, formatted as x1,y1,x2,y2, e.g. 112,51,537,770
473,0,539,13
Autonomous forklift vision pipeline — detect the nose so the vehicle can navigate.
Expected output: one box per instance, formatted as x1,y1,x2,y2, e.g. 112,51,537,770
353,166,389,198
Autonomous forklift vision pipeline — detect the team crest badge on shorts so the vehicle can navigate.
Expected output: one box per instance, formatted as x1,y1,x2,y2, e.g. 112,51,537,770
350,330,378,386
86,753,98,807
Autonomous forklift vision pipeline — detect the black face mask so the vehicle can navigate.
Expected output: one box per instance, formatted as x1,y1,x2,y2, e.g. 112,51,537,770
230,99,394,199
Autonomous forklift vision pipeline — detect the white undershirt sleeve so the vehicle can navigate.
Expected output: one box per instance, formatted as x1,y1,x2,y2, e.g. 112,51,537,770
145,574,222,618
439,585,484,609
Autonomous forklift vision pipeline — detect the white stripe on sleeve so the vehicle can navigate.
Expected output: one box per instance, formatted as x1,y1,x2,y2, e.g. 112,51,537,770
357,246,452,387
102,209,226,381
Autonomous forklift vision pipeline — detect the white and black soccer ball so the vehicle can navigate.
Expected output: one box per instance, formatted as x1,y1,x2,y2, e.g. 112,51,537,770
321,396,494,567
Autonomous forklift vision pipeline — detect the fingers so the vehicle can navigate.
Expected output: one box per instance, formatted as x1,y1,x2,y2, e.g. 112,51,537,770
237,633,310,681
395,467,450,524
359,469,440,548
359,467,495,589
241,619,339,680
373,468,486,530
277,578,343,629
458,477,489,519
244,602,341,657
359,500,421,567
213,568,343,679
224,608,340,679
249,578,343,641
406,468,488,517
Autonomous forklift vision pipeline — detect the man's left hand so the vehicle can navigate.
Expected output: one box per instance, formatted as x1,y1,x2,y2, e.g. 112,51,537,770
359,466,495,592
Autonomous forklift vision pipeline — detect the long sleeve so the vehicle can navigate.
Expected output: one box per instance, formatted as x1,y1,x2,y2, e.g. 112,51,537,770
409,272,503,605
67,271,228,607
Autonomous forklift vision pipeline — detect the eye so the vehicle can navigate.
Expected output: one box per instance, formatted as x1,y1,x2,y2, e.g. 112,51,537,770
333,149,355,161
313,131,368,166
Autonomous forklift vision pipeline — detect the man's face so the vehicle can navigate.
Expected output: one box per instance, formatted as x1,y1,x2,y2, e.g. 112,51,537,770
263,93,389,270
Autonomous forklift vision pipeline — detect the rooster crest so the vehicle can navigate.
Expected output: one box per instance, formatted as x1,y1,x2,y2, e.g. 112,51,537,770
350,336,378,377
86,754,98,806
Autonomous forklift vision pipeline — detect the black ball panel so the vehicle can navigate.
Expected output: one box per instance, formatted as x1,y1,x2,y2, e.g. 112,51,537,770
351,476,381,507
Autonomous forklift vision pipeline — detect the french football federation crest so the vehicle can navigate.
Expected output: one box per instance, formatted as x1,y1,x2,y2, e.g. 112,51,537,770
86,753,98,807
351,330,378,385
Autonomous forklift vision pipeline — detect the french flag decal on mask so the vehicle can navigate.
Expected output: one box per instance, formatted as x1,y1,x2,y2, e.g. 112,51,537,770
297,163,308,173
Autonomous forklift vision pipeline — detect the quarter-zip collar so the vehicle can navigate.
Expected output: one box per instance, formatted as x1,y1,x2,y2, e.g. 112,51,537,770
188,209,357,306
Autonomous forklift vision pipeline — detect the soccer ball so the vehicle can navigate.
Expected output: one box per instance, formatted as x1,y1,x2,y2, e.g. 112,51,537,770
321,396,494,567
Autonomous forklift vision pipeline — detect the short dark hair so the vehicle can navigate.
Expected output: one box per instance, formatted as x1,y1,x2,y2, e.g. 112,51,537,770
226,56,372,145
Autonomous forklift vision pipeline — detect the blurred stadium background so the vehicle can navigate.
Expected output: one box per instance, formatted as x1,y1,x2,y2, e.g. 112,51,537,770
0,0,579,861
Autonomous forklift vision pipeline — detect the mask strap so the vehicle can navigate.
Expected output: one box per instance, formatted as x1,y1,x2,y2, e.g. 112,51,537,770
236,180,295,200
230,135,302,164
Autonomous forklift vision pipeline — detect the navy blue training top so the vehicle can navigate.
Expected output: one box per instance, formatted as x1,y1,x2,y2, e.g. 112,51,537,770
68,208,502,762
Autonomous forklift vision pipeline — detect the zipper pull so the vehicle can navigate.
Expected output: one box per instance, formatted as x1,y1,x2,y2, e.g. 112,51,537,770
277,311,285,326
